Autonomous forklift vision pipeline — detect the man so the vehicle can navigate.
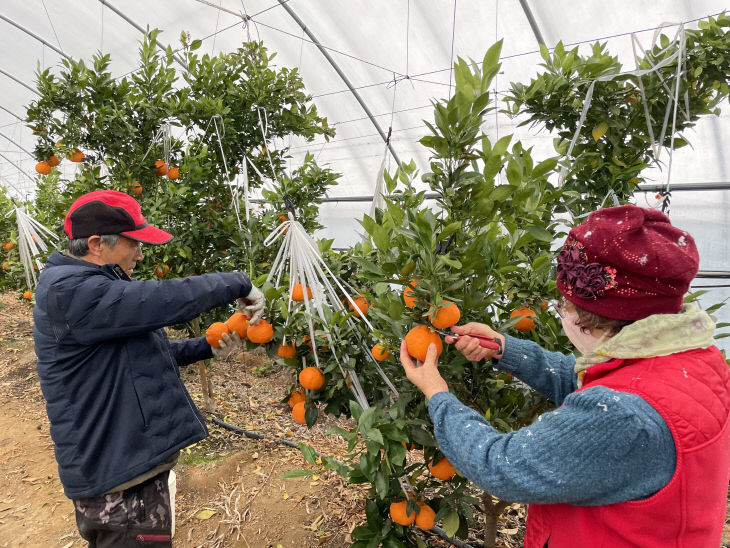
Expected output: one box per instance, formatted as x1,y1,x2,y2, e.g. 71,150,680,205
33,190,265,546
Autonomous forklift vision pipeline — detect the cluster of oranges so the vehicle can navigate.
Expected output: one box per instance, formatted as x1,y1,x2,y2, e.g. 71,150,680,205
34,148,84,175
205,313,275,350
288,365,326,425
387,455,456,529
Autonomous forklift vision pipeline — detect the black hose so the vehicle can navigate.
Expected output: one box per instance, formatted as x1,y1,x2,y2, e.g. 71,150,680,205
209,414,477,548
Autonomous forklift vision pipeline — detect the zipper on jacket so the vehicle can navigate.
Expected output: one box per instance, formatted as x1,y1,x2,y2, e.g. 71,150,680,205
130,377,148,429
162,341,206,434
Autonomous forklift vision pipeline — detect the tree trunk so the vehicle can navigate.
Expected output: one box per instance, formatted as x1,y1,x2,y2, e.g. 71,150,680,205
192,317,216,412
481,492,511,548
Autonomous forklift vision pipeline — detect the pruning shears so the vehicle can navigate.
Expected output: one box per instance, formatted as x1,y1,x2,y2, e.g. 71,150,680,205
432,329,503,353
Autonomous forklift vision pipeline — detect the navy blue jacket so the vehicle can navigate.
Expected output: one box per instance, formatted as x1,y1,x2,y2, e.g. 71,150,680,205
33,251,252,499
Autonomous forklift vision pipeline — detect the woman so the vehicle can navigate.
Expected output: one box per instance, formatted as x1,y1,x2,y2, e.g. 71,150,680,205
401,205,730,547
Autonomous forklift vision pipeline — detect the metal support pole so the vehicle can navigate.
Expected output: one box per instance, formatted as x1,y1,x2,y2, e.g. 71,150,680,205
98,0,187,69
518,0,546,46
0,13,70,60
0,105,24,121
0,152,35,183
0,68,40,95
275,0,402,170
0,132,33,156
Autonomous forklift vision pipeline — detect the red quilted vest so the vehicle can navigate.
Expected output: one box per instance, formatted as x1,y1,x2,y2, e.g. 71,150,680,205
524,347,730,548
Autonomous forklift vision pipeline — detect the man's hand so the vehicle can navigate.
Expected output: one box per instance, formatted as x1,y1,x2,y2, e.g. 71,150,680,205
446,322,505,362
211,332,243,359
238,285,265,325
400,340,449,399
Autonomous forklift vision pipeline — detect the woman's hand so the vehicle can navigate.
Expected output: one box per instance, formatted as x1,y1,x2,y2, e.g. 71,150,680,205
400,340,449,399
447,322,505,362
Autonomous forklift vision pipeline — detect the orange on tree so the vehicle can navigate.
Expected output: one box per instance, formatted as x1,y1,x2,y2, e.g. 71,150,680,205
510,307,537,332
428,456,456,480
291,400,308,424
205,322,230,348
35,161,51,175
154,263,170,277
288,388,306,408
389,500,416,526
47,155,60,167
23,291,33,300
349,295,369,318
299,366,325,390
68,149,84,162
371,342,390,361
247,319,274,344
130,182,143,196
428,301,461,329
291,283,312,301
404,325,443,362
415,502,436,530
2,263,7,270
2,242,12,250
226,312,249,338
154,160,168,176
167,166,180,180
276,342,297,358
403,279,419,308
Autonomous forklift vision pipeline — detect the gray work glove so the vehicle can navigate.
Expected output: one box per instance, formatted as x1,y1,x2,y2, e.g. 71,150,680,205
211,331,243,359
238,284,265,325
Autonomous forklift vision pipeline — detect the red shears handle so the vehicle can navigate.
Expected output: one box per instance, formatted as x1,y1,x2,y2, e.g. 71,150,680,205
435,330,502,352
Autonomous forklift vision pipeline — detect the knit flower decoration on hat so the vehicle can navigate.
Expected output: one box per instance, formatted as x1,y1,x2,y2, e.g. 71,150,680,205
557,238,617,299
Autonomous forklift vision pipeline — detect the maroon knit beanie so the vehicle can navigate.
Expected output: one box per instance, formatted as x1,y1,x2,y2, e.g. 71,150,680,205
556,205,699,321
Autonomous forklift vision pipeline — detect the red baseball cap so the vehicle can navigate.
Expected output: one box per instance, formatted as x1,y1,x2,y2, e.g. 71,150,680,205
64,190,173,245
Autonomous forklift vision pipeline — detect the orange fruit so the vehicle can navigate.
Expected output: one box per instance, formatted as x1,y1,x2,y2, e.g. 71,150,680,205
349,295,369,318
291,401,307,424
154,160,168,176
2,263,7,270
22,291,33,300
299,366,325,390
226,312,249,338
154,264,170,277
371,343,390,361
68,149,84,162
288,389,306,408
35,161,51,175
429,456,456,480
404,325,443,362
429,301,461,329
130,182,143,196
205,322,230,348
539,300,549,311
2,242,13,250
291,284,312,301
277,342,297,358
167,166,180,180
510,307,537,332
247,319,274,344
403,280,418,308
415,502,436,530
389,501,416,526
47,155,60,167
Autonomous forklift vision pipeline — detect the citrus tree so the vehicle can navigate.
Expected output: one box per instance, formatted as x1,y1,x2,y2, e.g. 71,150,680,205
505,12,730,212
25,30,332,309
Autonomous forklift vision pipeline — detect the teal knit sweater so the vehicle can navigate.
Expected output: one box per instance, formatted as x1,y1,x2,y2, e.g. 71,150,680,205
428,334,676,505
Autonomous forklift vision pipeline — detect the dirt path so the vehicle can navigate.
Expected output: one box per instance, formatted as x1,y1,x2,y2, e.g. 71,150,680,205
0,294,363,547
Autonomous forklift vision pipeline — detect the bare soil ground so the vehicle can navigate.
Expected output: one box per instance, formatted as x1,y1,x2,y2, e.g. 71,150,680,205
0,291,728,548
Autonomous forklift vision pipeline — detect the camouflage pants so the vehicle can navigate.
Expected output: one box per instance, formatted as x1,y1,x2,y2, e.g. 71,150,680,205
73,471,172,547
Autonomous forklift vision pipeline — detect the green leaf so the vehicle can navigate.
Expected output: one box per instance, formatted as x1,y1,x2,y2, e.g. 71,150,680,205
526,225,554,242
189,39,202,51
281,468,316,478
363,427,384,445
441,510,460,537
297,443,317,465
